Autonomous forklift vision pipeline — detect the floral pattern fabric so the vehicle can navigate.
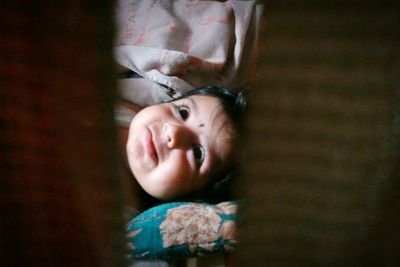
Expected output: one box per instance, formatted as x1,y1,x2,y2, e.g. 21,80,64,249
126,201,238,261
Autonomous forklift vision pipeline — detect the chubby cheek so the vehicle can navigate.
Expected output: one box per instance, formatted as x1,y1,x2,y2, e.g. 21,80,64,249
152,153,194,198
126,133,146,176
164,154,191,184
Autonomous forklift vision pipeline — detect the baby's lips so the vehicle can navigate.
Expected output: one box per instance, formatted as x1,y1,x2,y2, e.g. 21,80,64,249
145,128,158,164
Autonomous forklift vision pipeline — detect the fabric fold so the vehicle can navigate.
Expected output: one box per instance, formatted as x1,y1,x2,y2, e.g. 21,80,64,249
115,0,262,106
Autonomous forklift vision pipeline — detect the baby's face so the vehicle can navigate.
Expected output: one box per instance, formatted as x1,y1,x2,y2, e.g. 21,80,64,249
126,95,234,200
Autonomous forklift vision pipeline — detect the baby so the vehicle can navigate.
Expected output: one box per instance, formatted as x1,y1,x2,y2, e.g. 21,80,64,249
120,86,246,205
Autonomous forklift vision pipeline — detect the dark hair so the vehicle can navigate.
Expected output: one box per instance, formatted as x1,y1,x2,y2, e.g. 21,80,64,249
174,86,247,203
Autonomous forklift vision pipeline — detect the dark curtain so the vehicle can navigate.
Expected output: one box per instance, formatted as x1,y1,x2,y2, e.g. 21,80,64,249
237,1,400,266
1,1,126,267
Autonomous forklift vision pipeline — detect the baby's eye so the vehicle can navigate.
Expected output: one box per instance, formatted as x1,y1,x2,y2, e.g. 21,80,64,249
177,106,190,121
192,146,205,167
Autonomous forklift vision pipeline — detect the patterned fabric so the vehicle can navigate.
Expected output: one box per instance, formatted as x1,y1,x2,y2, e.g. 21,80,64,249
126,201,238,261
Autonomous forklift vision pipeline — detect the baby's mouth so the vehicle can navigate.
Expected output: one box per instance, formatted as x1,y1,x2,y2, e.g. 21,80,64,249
145,128,158,164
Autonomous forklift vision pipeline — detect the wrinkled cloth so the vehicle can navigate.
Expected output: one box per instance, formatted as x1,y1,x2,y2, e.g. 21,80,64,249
115,0,262,106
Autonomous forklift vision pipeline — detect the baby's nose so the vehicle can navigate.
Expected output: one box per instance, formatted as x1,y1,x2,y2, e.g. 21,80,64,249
164,123,193,148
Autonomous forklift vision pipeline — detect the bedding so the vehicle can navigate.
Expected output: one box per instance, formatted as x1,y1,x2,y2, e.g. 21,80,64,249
126,201,238,261
115,0,262,106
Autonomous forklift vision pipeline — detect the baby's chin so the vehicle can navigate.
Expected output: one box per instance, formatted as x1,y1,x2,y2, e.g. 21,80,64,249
143,189,175,201
136,177,181,200
127,114,138,136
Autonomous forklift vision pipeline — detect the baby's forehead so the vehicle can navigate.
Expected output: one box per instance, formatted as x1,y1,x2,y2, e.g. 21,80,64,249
207,115,236,173
213,118,236,156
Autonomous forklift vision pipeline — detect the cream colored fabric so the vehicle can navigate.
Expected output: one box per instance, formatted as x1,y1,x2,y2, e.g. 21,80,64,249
115,0,262,106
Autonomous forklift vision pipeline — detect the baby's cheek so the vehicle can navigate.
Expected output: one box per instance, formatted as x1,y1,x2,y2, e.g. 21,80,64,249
164,161,186,184
162,157,192,189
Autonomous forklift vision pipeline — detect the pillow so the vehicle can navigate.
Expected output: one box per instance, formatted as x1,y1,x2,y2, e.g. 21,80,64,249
126,201,238,261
